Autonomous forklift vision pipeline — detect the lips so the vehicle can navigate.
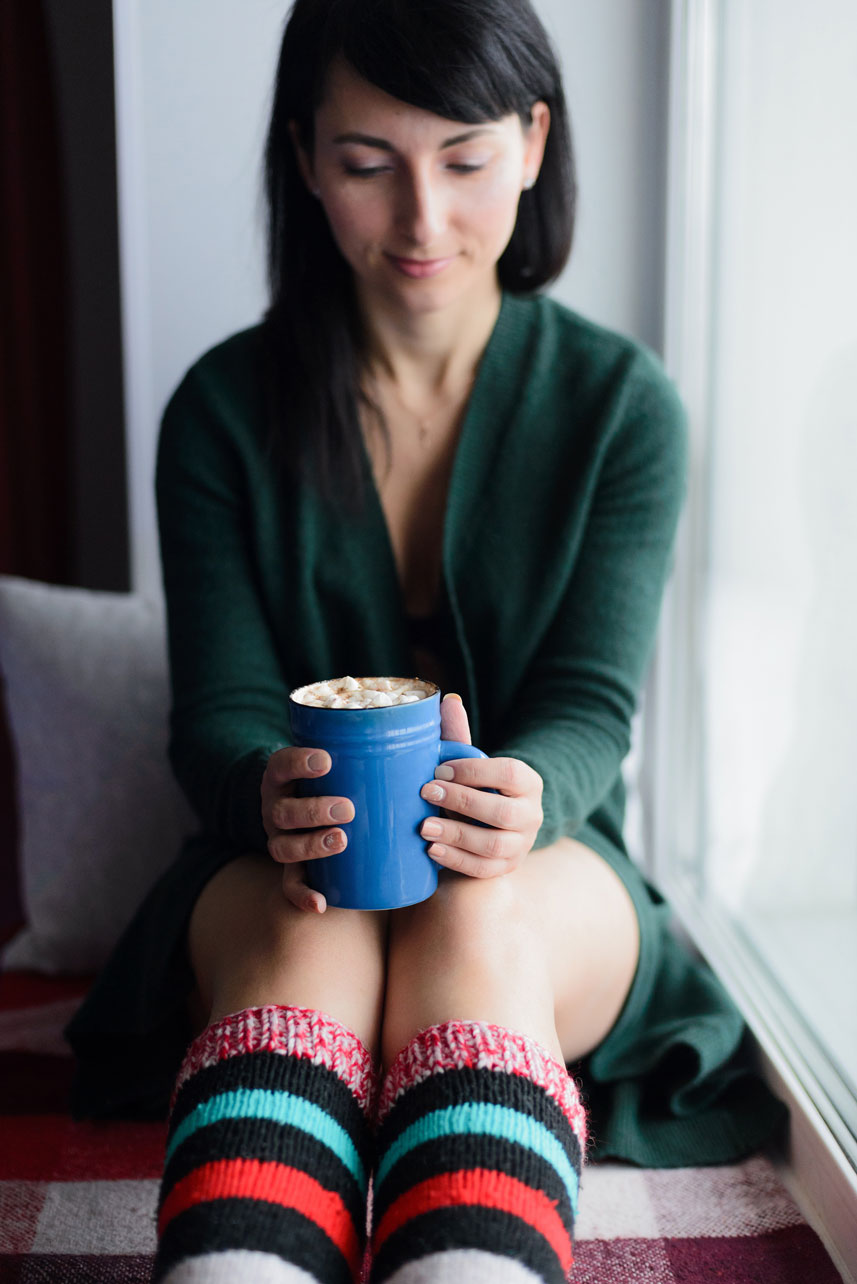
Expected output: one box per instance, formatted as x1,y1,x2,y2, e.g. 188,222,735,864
386,254,457,279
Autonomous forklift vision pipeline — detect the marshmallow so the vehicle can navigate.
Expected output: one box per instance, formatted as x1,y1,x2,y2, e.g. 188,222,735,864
292,675,434,709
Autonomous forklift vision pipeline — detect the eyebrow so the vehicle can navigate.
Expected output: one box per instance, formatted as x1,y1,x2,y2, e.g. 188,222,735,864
331,127,497,151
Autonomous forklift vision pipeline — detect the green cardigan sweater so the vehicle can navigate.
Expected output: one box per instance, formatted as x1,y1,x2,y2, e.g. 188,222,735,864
156,291,687,862
71,290,786,1160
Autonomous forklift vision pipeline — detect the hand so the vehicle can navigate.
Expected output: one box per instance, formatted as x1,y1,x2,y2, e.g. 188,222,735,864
419,694,544,878
261,746,355,913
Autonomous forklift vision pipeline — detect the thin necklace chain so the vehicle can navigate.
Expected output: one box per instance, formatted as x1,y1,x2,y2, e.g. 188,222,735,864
365,368,477,442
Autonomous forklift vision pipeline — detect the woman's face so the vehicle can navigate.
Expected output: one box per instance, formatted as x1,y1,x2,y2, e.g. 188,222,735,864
295,60,550,318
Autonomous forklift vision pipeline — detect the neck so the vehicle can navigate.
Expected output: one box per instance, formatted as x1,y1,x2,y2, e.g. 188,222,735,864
357,277,502,397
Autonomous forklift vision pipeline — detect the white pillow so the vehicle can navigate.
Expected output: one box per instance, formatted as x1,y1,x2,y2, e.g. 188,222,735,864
0,576,195,973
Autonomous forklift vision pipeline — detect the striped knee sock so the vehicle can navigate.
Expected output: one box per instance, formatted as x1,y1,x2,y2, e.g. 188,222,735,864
154,1005,377,1284
369,1021,586,1284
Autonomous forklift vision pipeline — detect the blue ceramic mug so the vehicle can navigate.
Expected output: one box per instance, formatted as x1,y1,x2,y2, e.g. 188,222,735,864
289,679,486,910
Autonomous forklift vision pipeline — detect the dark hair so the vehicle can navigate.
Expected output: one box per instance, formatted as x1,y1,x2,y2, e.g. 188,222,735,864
263,0,576,500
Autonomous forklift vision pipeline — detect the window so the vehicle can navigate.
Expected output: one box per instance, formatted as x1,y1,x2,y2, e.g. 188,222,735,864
646,0,857,1270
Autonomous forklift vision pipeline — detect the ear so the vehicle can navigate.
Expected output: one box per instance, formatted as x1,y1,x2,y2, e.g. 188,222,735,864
522,101,551,189
289,120,320,197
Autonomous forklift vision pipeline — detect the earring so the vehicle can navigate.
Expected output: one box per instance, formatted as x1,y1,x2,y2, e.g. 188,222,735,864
522,176,536,191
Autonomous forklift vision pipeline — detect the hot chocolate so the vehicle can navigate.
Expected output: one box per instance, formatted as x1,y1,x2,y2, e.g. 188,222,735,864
291,675,435,710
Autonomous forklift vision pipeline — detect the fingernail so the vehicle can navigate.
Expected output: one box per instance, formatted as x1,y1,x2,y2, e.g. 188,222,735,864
421,819,443,838
428,843,446,858
444,693,463,703
423,783,445,803
307,751,328,772
330,801,351,821
435,764,454,781
323,830,342,850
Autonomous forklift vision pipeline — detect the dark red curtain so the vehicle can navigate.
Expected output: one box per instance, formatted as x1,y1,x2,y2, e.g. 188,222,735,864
0,0,72,937
0,0,71,583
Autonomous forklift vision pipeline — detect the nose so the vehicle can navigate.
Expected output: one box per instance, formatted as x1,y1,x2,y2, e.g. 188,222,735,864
395,166,446,247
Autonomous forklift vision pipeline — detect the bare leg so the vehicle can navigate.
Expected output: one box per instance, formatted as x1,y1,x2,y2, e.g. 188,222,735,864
187,852,389,1054
156,854,388,1281
371,838,621,1283
381,836,639,1067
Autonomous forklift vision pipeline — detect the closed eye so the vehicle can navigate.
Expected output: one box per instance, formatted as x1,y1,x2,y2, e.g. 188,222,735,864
343,163,393,177
342,160,488,178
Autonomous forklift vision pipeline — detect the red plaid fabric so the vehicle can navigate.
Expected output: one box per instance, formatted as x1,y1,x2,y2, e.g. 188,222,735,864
0,971,843,1283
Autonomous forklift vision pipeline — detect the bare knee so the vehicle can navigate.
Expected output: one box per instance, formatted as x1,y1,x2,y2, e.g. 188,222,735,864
188,854,389,1055
381,871,559,1067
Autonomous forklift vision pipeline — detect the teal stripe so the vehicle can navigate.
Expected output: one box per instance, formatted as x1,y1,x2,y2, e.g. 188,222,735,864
375,1102,578,1214
165,1088,366,1190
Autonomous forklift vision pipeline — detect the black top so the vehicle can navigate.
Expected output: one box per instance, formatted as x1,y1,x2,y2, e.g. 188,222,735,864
403,578,468,697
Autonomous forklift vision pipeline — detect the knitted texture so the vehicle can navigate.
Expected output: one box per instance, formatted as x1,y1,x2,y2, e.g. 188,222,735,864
370,1021,586,1284
154,1005,377,1283
172,1004,376,1111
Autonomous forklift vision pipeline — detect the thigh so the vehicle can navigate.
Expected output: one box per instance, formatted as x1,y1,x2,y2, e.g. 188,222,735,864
382,837,639,1068
187,852,389,1055
511,836,640,1063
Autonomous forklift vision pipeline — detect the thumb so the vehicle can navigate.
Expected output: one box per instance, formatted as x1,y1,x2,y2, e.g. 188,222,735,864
282,865,327,913
440,692,472,746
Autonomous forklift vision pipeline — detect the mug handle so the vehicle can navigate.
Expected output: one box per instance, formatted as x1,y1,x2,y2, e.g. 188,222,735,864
438,740,487,765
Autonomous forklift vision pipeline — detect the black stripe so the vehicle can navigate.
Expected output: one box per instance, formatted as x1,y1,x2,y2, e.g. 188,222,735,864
170,1049,368,1142
155,1199,356,1284
160,1116,366,1228
371,1133,574,1230
377,1066,580,1164
372,1205,568,1284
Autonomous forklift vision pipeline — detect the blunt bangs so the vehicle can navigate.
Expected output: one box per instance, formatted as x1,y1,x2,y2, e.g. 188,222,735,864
338,0,553,125
287,0,560,139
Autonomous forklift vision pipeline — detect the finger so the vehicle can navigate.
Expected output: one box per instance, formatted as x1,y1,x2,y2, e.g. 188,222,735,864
420,815,516,862
426,842,511,880
268,825,347,865
271,794,354,832
440,693,471,745
266,746,331,785
421,777,526,830
432,754,542,797
281,865,327,913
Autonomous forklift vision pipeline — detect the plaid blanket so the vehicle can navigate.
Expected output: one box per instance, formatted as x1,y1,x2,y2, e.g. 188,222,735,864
0,971,842,1283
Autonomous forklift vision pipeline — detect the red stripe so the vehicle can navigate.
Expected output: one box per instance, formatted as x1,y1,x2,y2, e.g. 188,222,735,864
158,1158,360,1275
373,1168,573,1274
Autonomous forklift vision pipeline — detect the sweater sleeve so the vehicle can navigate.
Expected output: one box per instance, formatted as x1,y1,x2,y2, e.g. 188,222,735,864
155,364,291,852
493,351,688,848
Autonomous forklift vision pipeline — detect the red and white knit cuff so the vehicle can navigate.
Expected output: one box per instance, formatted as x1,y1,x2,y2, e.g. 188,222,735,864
378,1019,587,1153
172,1005,378,1113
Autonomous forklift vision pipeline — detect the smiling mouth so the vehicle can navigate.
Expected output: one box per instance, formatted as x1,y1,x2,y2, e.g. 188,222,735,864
386,254,457,279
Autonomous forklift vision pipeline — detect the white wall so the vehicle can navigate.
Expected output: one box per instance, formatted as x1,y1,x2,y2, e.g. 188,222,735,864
546,0,669,344
114,0,284,597
114,0,670,596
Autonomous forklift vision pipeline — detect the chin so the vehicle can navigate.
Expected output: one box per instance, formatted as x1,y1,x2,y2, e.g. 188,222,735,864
384,267,494,316
395,282,459,312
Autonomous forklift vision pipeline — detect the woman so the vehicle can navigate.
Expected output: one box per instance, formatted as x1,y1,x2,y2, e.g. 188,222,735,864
67,1,786,1280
